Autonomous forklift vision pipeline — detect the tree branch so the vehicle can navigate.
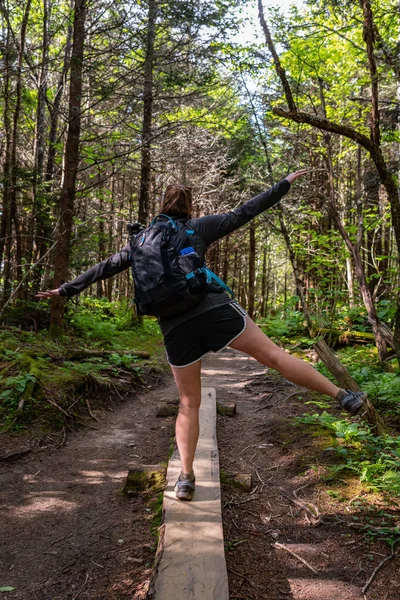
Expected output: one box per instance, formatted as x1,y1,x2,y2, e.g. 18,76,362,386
360,0,380,145
272,107,374,152
257,0,296,112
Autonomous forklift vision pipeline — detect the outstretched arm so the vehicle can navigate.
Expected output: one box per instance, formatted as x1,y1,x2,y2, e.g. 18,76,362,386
189,170,308,245
35,243,131,299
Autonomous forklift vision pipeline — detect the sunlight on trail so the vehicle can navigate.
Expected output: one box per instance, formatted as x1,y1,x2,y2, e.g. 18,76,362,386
9,495,77,517
288,577,360,599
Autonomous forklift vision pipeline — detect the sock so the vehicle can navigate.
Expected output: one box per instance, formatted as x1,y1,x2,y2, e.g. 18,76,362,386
180,470,194,480
335,389,347,402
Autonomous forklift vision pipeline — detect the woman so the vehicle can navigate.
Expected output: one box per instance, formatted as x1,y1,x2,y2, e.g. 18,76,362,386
36,170,367,501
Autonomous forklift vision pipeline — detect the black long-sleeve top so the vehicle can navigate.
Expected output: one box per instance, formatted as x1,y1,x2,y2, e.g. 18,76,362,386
59,178,291,336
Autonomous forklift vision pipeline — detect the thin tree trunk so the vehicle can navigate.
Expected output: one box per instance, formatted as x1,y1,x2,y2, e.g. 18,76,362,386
346,257,355,308
260,245,267,317
248,222,256,319
0,19,12,297
3,0,32,302
45,5,73,185
50,0,87,334
30,0,50,290
138,0,156,224
278,211,313,333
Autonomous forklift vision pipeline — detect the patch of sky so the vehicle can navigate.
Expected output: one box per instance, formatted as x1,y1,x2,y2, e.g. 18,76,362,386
228,0,305,93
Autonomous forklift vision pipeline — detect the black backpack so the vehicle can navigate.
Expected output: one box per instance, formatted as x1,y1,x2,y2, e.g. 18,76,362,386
129,214,210,318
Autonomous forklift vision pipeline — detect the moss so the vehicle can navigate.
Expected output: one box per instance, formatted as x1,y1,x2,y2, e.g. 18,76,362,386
0,311,166,432
150,491,165,535
123,467,166,496
220,469,251,491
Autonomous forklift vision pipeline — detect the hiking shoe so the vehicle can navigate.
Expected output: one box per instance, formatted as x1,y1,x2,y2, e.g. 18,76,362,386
174,473,196,501
337,390,367,415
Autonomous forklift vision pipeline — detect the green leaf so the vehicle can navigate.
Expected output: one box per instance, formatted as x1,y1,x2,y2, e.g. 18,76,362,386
0,588,16,592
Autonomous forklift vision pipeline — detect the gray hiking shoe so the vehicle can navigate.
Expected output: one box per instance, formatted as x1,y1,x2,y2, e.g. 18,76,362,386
337,390,367,415
174,473,196,501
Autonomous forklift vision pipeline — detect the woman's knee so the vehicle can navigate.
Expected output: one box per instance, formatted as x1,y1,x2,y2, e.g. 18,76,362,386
256,346,287,371
178,394,201,414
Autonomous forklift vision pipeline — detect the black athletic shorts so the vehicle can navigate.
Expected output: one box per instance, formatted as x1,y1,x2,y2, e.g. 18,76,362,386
164,301,247,368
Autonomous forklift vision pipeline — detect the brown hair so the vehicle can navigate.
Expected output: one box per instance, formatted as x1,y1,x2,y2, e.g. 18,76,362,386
160,184,193,218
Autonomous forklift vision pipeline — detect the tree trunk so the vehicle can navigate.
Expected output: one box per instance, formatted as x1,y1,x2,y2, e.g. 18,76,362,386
260,245,267,317
248,222,256,319
313,340,387,435
2,0,32,303
30,0,50,291
346,257,355,308
323,117,393,361
278,211,313,333
0,20,12,299
45,7,73,185
50,0,87,334
138,0,156,224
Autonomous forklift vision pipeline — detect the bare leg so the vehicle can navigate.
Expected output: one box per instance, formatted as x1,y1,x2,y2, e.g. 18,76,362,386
171,360,202,475
229,317,340,398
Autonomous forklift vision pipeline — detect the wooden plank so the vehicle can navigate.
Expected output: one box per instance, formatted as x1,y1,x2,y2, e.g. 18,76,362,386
150,387,229,600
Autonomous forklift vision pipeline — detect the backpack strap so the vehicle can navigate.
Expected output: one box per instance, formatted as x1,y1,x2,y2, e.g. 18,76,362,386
186,266,234,298
152,214,196,235
202,267,234,298
152,214,177,230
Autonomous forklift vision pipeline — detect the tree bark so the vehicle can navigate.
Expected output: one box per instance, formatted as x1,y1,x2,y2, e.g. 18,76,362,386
0,19,12,297
313,340,387,434
278,211,313,333
2,0,32,302
50,0,87,334
248,222,256,319
138,0,156,224
30,0,50,290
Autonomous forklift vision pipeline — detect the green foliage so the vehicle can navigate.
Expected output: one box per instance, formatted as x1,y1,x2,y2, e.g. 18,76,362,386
258,309,306,341
313,343,400,426
0,301,165,431
0,373,36,411
295,412,400,498
67,298,162,354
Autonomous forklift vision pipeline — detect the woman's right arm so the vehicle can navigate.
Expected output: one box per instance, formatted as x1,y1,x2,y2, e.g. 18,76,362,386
35,243,131,299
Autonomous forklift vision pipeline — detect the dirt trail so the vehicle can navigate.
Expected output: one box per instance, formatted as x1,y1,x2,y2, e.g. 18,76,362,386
0,378,177,600
203,348,399,600
1,348,399,600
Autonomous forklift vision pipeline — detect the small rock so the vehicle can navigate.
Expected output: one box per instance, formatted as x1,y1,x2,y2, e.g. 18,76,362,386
231,473,252,492
118,539,125,545
127,442,136,447
217,402,236,416
156,404,178,418
127,557,144,564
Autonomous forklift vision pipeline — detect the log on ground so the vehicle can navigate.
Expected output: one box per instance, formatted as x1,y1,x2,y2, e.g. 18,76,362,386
313,340,388,435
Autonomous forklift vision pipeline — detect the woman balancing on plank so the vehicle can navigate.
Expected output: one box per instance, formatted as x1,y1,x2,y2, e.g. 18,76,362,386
36,170,367,501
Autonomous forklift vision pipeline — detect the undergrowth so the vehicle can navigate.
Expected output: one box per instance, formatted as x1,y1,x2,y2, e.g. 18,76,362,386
0,299,165,432
314,344,400,428
295,412,400,498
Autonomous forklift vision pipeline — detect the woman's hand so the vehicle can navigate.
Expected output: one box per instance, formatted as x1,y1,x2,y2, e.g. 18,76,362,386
285,169,309,184
35,289,61,299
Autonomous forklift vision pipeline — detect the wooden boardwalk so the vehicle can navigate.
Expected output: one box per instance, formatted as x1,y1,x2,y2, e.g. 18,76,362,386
150,387,229,600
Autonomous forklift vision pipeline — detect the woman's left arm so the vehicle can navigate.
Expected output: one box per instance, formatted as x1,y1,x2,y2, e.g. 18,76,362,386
189,170,308,245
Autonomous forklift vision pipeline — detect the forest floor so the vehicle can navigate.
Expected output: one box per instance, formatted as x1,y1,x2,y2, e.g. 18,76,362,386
1,347,400,600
